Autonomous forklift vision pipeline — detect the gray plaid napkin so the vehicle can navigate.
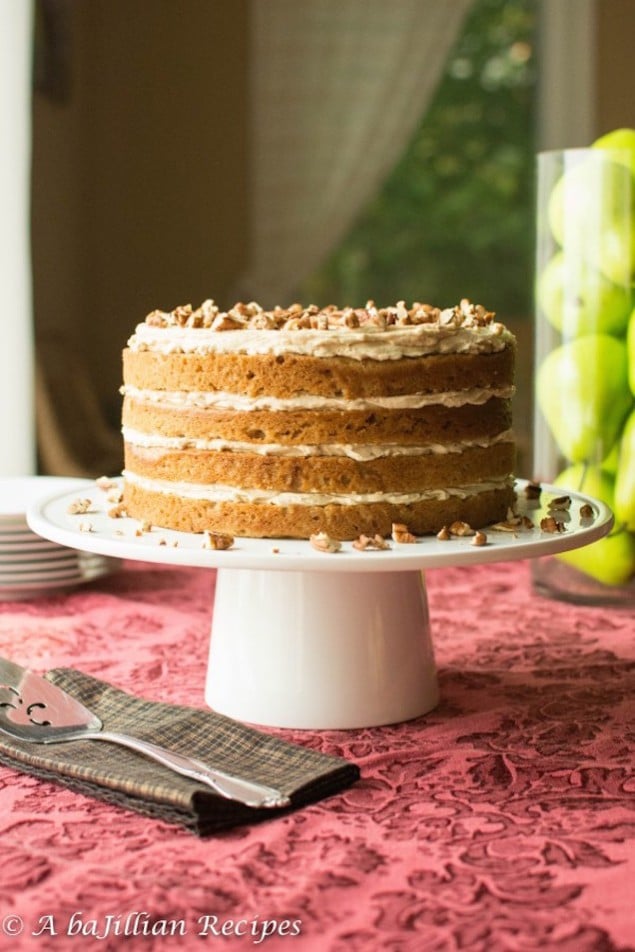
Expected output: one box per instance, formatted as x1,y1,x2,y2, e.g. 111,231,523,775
0,668,360,835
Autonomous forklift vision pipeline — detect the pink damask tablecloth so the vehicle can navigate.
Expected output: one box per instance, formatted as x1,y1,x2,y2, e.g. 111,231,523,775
0,559,634,952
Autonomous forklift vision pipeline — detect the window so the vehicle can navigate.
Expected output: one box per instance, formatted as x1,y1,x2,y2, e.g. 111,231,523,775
298,0,537,320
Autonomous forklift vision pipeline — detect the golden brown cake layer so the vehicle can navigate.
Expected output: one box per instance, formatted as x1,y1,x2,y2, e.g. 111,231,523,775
122,347,515,400
124,442,515,494
122,482,516,540
122,397,512,446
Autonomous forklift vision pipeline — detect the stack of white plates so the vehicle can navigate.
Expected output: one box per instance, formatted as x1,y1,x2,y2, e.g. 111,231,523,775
0,476,119,601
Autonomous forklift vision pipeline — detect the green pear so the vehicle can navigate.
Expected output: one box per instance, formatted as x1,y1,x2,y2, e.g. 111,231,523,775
536,334,633,462
557,527,635,586
592,127,635,173
547,153,635,285
628,307,635,396
601,440,620,475
553,461,614,503
553,463,635,586
614,409,635,530
537,251,631,337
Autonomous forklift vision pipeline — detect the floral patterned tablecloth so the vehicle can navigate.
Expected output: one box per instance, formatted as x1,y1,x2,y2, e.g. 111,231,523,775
0,559,634,952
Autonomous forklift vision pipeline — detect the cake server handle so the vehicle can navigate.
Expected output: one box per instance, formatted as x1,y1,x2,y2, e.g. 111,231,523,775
88,731,291,809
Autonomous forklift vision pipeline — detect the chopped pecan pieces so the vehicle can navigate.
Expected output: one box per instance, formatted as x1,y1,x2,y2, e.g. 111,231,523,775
471,530,488,546
548,495,572,511
95,476,118,492
580,503,595,520
134,520,152,537
198,299,219,327
448,521,475,537
310,313,330,331
203,530,234,550
310,532,341,554
524,481,542,500
490,510,533,533
540,515,565,533
439,307,461,327
211,314,246,332
395,300,409,323
391,523,417,544
352,534,391,551
142,298,499,333
67,498,93,515
145,309,167,327
173,304,193,326
249,313,277,330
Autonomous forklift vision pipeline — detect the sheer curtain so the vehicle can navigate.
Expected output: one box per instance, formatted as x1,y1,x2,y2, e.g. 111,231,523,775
233,0,473,306
1,0,35,476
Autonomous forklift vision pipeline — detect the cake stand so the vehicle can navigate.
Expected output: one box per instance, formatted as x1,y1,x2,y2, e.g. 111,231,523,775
27,480,613,730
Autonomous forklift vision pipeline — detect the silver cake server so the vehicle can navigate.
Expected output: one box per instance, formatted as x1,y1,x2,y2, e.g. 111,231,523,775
0,657,290,809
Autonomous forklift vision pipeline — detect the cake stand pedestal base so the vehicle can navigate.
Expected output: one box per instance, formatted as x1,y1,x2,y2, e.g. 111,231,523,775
205,567,439,729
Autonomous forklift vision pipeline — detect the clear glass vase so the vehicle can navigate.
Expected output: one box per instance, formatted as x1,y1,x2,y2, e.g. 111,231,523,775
532,148,635,606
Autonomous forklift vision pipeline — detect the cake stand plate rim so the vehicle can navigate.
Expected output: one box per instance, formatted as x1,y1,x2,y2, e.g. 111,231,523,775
26,478,614,574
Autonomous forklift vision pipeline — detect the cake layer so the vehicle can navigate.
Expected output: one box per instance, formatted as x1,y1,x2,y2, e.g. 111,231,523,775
124,441,515,494
122,396,513,446
122,347,515,400
122,479,516,539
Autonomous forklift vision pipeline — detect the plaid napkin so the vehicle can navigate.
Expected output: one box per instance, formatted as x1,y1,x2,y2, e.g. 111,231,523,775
0,668,360,835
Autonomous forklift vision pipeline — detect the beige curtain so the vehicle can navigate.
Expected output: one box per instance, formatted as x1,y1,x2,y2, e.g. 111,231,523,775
233,0,473,306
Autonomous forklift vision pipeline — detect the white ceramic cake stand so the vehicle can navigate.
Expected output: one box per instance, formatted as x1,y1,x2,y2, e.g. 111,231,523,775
27,480,613,730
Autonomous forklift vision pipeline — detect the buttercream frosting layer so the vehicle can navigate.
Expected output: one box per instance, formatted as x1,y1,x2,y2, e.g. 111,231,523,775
121,385,514,412
122,426,515,460
128,322,513,360
122,469,514,507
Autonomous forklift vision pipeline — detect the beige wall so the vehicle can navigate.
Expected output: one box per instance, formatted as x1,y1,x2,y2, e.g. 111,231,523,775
32,0,248,472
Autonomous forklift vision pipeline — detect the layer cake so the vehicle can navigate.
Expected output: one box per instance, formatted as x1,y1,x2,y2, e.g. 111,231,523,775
121,298,516,539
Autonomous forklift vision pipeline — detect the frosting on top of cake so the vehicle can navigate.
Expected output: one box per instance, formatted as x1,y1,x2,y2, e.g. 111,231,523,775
127,299,514,361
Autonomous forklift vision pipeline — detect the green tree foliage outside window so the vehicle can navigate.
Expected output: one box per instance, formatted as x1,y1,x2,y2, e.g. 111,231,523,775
298,0,537,320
